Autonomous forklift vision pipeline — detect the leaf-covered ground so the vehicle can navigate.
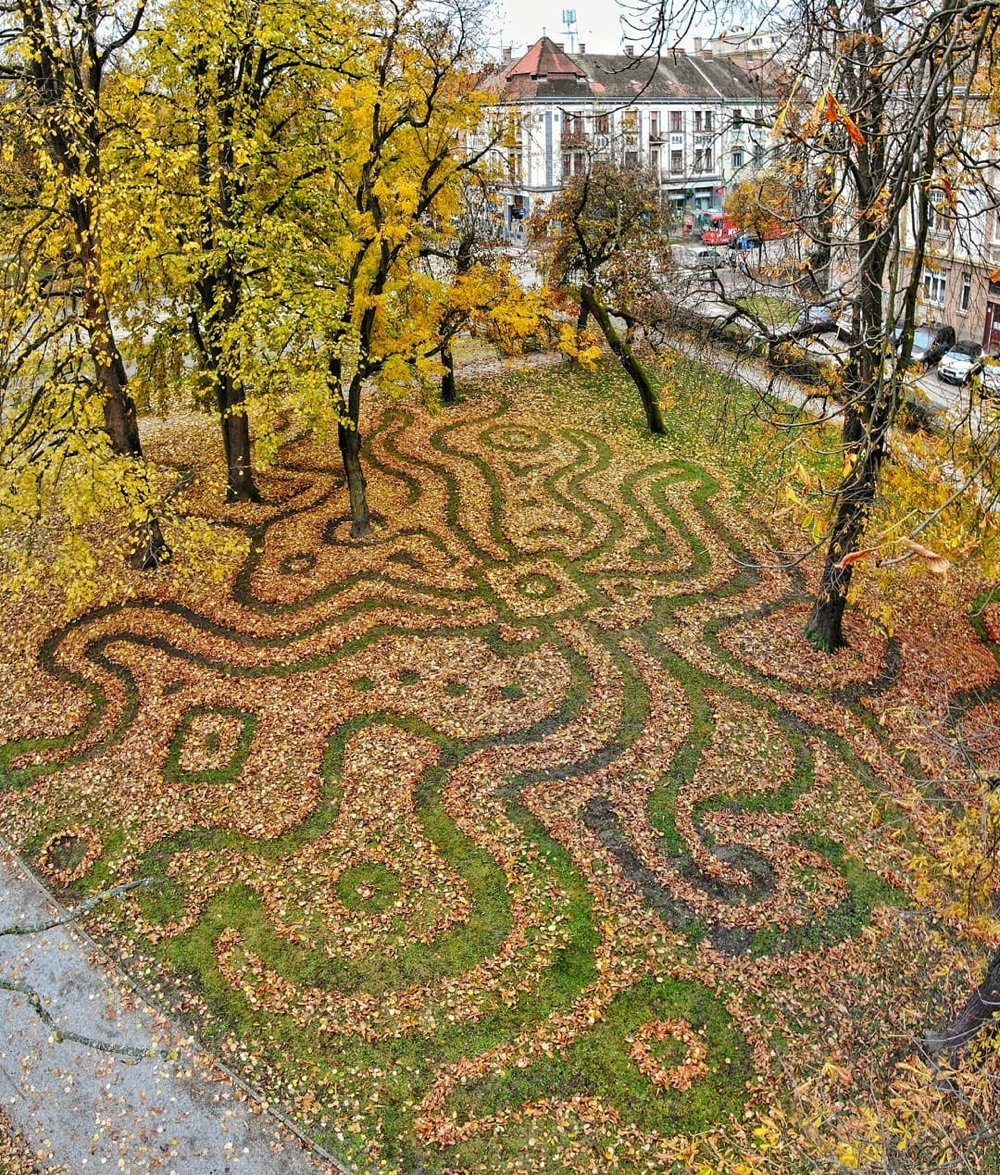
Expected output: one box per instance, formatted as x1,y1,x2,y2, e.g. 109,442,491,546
2,358,998,1172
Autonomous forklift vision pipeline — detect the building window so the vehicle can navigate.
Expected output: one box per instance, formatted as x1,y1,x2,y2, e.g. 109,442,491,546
694,148,712,173
670,149,683,174
563,113,586,142
650,112,660,138
562,150,586,179
731,150,744,169
753,143,764,165
927,188,947,232
704,109,713,132
992,214,1000,244
622,110,638,131
960,272,972,312
670,111,683,133
595,113,609,134
923,269,947,306
754,106,763,123
732,107,743,128
507,150,523,184
501,112,522,149
650,146,661,175
694,111,703,132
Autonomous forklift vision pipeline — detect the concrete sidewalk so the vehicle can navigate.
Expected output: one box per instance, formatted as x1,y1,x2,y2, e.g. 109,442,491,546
0,847,342,1174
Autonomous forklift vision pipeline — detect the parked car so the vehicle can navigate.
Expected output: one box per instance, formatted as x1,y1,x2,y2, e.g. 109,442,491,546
677,245,724,273
936,339,982,384
794,304,838,332
894,322,956,366
978,356,1000,398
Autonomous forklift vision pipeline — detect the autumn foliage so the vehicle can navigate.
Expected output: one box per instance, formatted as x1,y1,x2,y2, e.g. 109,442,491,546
0,355,997,1171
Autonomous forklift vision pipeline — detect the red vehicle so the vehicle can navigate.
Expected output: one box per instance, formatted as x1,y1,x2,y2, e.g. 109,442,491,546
701,212,738,245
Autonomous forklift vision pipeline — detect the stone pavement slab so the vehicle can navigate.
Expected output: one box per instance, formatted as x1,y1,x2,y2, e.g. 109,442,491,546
0,847,343,1174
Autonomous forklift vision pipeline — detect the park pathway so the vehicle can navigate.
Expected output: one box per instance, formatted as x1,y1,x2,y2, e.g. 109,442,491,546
0,846,343,1174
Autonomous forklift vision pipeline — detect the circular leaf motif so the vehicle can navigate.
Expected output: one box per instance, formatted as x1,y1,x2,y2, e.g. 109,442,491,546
629,1019,710,1093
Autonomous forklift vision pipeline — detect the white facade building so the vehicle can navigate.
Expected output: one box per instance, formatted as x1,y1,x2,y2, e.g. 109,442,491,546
479,37,775,234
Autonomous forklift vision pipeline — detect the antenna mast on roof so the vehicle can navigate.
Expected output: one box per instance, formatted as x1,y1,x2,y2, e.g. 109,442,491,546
561,9,577,52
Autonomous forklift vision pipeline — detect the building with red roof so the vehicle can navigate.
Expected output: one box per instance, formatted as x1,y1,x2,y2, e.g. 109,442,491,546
476,36,775,234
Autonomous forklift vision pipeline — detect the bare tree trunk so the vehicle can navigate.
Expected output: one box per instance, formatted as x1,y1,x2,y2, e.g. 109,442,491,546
924,947,1000,1055
77,207,170,564
338,421,371,537
98,362,142,457
806,398,890,651
581,286,665,435
75,207,144,458
218,375,260,503
575,299,590,356
441,343,457,405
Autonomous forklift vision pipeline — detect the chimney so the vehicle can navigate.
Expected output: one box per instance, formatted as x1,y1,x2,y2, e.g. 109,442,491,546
502,45,512,61
624,44,634,56
578,41,585,53
694,37,702,53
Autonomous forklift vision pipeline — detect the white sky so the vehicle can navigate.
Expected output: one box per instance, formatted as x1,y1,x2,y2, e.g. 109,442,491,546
489,0,633,55
485,0,767,59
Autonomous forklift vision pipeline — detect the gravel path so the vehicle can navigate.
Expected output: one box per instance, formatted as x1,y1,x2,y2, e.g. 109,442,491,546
0,847,343,1175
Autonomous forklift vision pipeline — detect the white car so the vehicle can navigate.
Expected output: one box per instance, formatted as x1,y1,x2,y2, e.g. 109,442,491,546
937,340,982,385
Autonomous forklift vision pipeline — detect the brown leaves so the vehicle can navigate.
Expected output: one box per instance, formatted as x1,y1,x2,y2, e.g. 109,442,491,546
833,547,877,571
904,539,951,575
821,91,867,147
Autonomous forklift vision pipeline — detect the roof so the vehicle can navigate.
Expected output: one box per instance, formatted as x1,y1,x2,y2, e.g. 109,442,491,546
491,37,769,103
507,36,585,80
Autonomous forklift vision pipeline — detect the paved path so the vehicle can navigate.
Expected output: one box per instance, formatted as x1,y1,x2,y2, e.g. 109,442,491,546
0,847,342,1175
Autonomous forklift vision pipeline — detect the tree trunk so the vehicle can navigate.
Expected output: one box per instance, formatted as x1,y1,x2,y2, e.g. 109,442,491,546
441,344,457,405
924,946,1000,1055
76,218,143,458
99,363,142,458
582,286,665,435
805,429,885,652
77,213,170,564
574,300,590,356
128,519,171,570
338,421,371,537
218,374,261,503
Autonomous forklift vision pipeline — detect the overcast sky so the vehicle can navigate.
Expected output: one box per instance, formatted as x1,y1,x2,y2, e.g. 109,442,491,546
490,0,632,55
486,0,770,59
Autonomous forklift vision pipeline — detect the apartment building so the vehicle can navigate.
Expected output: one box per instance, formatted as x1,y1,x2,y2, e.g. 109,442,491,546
900,174,1000,355
478,37,774,234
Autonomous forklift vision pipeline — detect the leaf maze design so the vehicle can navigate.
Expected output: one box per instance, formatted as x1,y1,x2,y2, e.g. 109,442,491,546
1,392,918,1168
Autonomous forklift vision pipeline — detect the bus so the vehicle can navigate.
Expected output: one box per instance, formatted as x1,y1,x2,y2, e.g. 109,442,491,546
701,211,738,245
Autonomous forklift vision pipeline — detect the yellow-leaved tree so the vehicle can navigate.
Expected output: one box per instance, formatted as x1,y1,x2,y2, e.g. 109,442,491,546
270,0,549,536
0,0,169,579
